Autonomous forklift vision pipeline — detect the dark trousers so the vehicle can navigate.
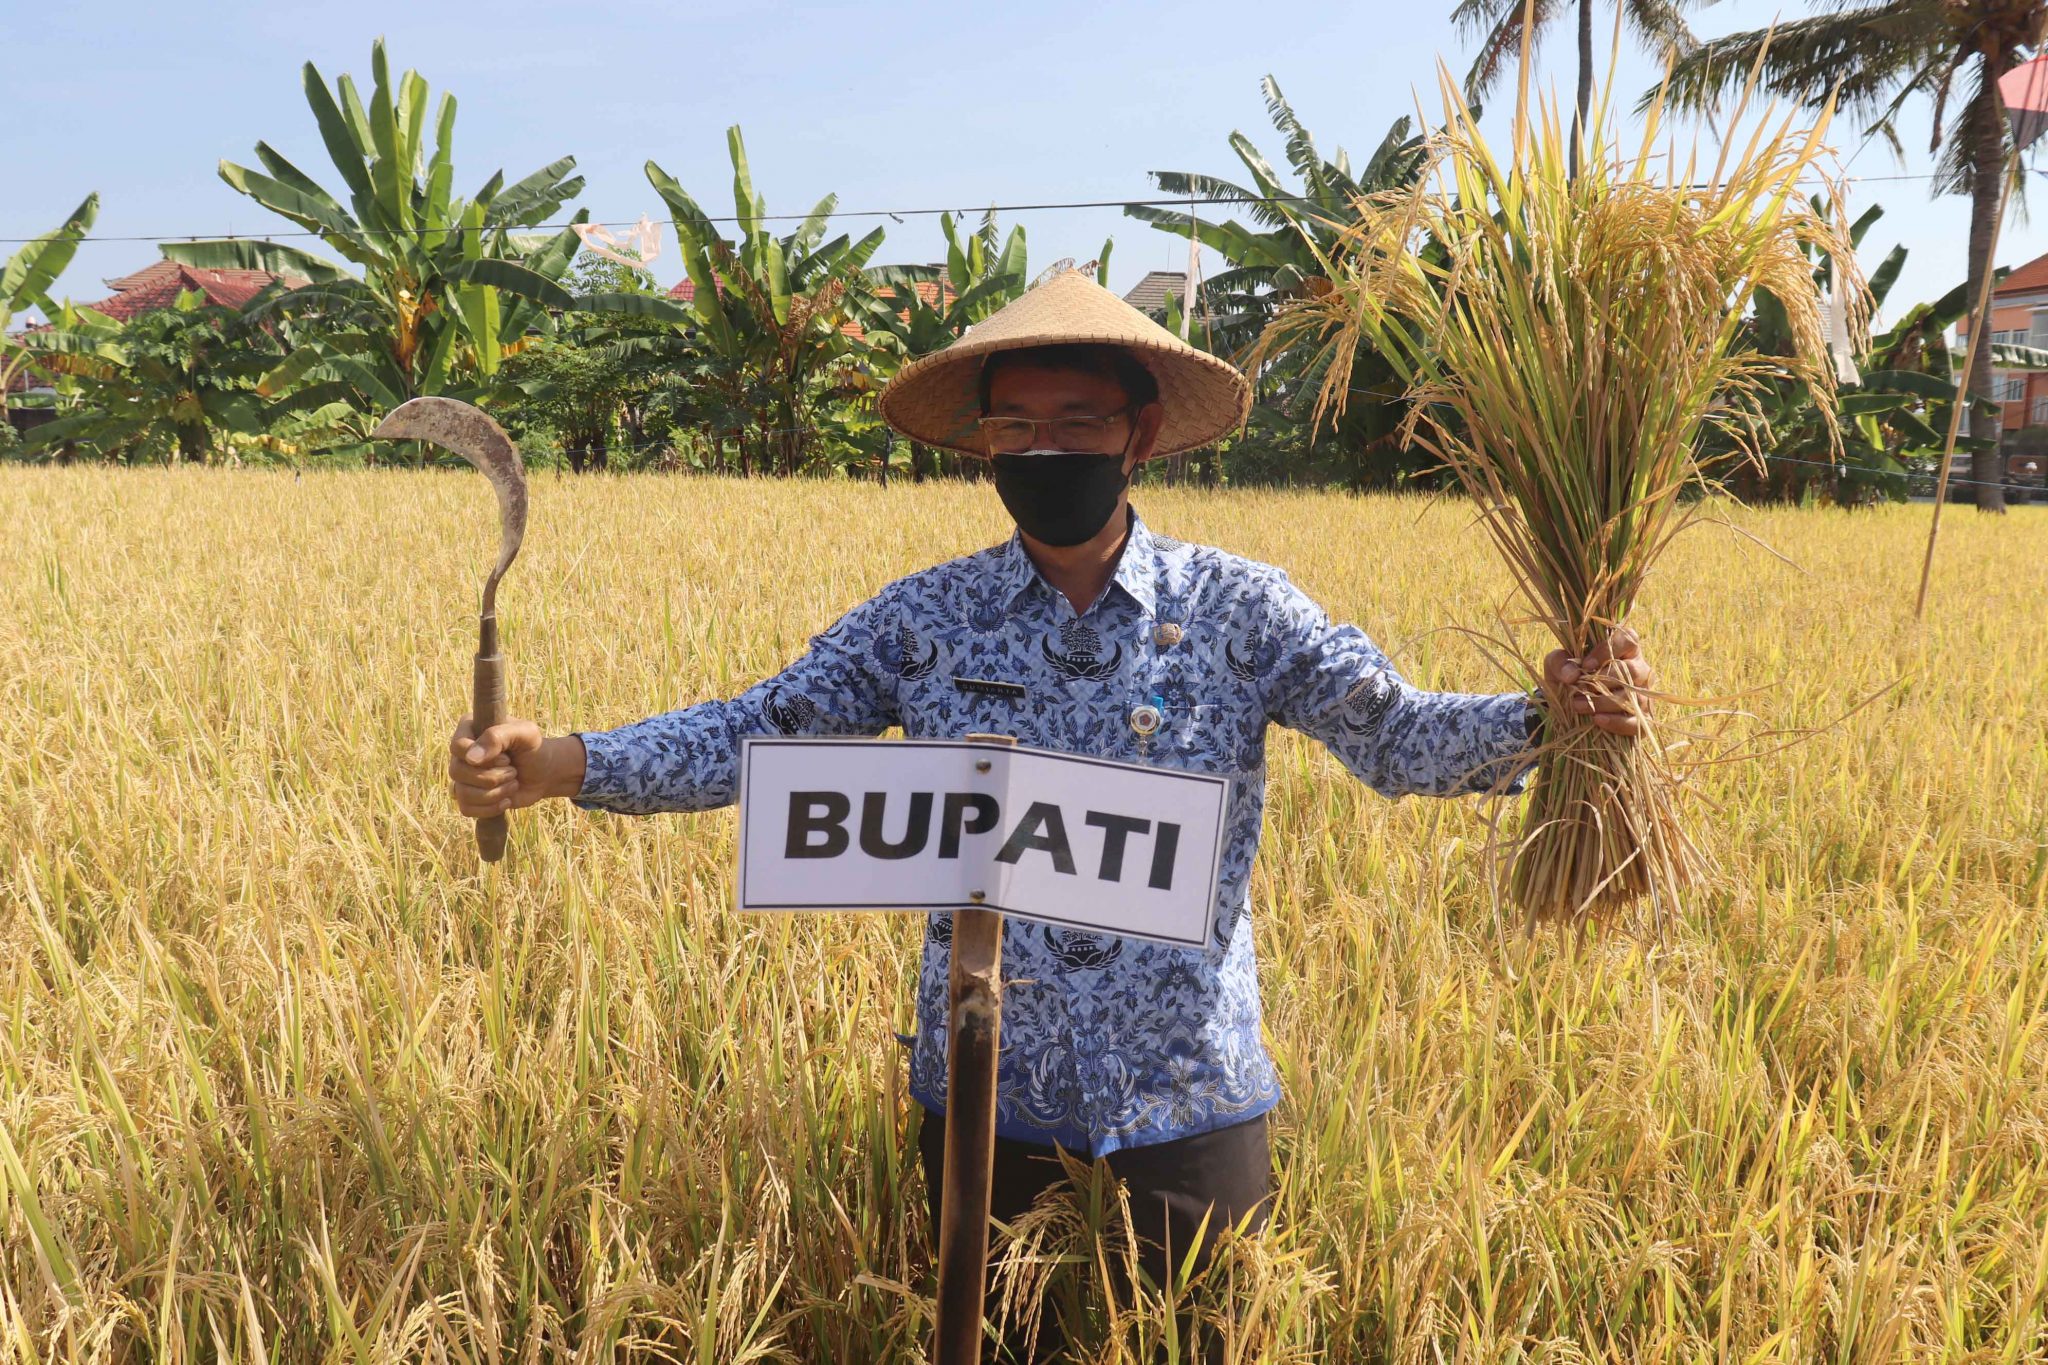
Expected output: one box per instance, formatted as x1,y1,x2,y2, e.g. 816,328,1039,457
917,1105,1271,1363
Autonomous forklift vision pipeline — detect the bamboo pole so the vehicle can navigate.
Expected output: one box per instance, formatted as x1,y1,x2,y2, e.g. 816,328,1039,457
932,733,1016,1365
1916,162,2012,619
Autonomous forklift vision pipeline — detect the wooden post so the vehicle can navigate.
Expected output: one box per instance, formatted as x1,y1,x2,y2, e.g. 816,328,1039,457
1917,161,2012,619
933,733,1015,1365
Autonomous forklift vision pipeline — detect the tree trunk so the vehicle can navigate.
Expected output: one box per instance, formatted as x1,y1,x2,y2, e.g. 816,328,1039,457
176,421,211,464
1571,0,1594,180
1964,72,2008,513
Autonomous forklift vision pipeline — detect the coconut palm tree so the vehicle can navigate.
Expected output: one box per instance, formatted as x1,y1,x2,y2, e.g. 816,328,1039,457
1660,2,2048,512
1455,0,1700,175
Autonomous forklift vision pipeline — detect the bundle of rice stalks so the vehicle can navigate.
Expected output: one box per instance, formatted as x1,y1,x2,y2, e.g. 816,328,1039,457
1255,52,1867,928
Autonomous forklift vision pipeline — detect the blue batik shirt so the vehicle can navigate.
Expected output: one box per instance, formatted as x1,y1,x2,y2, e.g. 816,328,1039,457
571,510,1536,1157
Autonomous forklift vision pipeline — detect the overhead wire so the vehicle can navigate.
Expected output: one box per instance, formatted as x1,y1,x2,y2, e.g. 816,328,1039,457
8,169,2045,246
10,160,2042,500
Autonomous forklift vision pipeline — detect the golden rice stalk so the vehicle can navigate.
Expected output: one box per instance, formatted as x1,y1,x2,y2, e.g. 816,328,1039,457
1253,52,1868,927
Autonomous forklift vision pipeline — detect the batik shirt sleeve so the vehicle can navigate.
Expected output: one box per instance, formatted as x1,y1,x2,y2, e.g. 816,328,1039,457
569,582,904,815
1260,570,1536,798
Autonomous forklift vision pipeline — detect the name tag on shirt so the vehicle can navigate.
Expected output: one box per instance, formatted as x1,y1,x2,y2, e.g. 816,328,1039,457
952,676,1026,701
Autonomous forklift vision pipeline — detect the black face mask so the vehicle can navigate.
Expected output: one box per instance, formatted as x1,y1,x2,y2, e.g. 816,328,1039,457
991,450,1132,547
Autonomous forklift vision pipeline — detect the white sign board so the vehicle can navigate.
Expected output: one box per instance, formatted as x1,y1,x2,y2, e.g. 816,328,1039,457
736,738,1230,948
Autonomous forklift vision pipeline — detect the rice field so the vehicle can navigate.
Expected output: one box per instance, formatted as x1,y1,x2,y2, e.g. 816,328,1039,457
3,467,2045,1363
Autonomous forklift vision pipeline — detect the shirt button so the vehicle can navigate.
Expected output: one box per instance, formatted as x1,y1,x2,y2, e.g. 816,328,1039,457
1152,622,1184,648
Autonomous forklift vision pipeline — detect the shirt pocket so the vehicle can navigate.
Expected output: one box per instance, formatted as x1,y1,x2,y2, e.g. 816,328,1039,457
1136,670,1260,776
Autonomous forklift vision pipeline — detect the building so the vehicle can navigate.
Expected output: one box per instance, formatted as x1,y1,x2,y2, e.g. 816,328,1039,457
83,261,292,321
3,343,58,439
1953,249,2048,499
1121,270,1188,320
850,276,956,339
665,277,723,307
4,260,298,438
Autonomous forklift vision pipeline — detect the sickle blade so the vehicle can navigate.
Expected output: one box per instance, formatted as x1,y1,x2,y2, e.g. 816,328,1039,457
373,397,529,583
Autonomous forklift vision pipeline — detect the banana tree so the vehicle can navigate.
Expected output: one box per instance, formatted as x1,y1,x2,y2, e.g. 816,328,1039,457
1703,200,2029,504
166,41,672,456
18,290,281,463
1869,275,2048,500
1126,78,1429,350
1,193,98,424
1128,78,1442,486
847,211,1037,479
492,253,698,471
646,125,886,475
852,211,1029,364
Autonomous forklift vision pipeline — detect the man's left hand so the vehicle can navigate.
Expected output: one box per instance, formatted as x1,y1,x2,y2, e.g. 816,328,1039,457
1541,627,1654,738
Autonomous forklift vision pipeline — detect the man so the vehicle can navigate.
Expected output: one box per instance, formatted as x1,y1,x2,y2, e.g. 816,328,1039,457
446,268,1650,1358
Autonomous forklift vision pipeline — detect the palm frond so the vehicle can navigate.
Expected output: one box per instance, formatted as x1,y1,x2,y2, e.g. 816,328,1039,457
1622,0,1701,58
1147,171,1296,230
1461,0,1561,101
1359,117,1425,192
1653,0,1948,119
1262,76,1336,204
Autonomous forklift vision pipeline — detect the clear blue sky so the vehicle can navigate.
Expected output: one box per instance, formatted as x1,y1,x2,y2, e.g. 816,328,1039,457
11,0,2040,326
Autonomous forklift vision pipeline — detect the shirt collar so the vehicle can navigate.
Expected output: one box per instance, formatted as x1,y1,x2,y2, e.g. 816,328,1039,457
994,507,1160,617
1110,509,1161,615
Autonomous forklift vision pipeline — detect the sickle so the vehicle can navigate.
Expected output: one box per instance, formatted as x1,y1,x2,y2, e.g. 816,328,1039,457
373,397,529,863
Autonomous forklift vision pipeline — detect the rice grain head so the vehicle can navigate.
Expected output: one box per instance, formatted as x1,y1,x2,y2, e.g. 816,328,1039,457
1252,54,1870,927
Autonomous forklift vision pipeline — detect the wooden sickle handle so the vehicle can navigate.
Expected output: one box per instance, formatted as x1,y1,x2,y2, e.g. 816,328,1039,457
471,616,508,863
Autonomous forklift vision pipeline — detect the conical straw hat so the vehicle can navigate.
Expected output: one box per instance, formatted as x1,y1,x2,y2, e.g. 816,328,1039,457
878,267,1252,459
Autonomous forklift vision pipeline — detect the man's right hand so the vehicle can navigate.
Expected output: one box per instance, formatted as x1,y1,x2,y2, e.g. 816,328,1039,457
447,717,586,818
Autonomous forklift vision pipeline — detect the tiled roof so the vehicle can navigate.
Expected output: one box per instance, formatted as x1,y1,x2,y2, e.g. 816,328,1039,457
4,365,49,395
842,276,956,339
666,277,723,303
4,326,53,394
1995,249,2048,297
86,261,294,321
103,262,183,291
1122,269,1188,316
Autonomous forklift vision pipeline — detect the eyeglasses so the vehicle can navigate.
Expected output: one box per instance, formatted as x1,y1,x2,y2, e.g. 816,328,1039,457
975,412,1130,455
